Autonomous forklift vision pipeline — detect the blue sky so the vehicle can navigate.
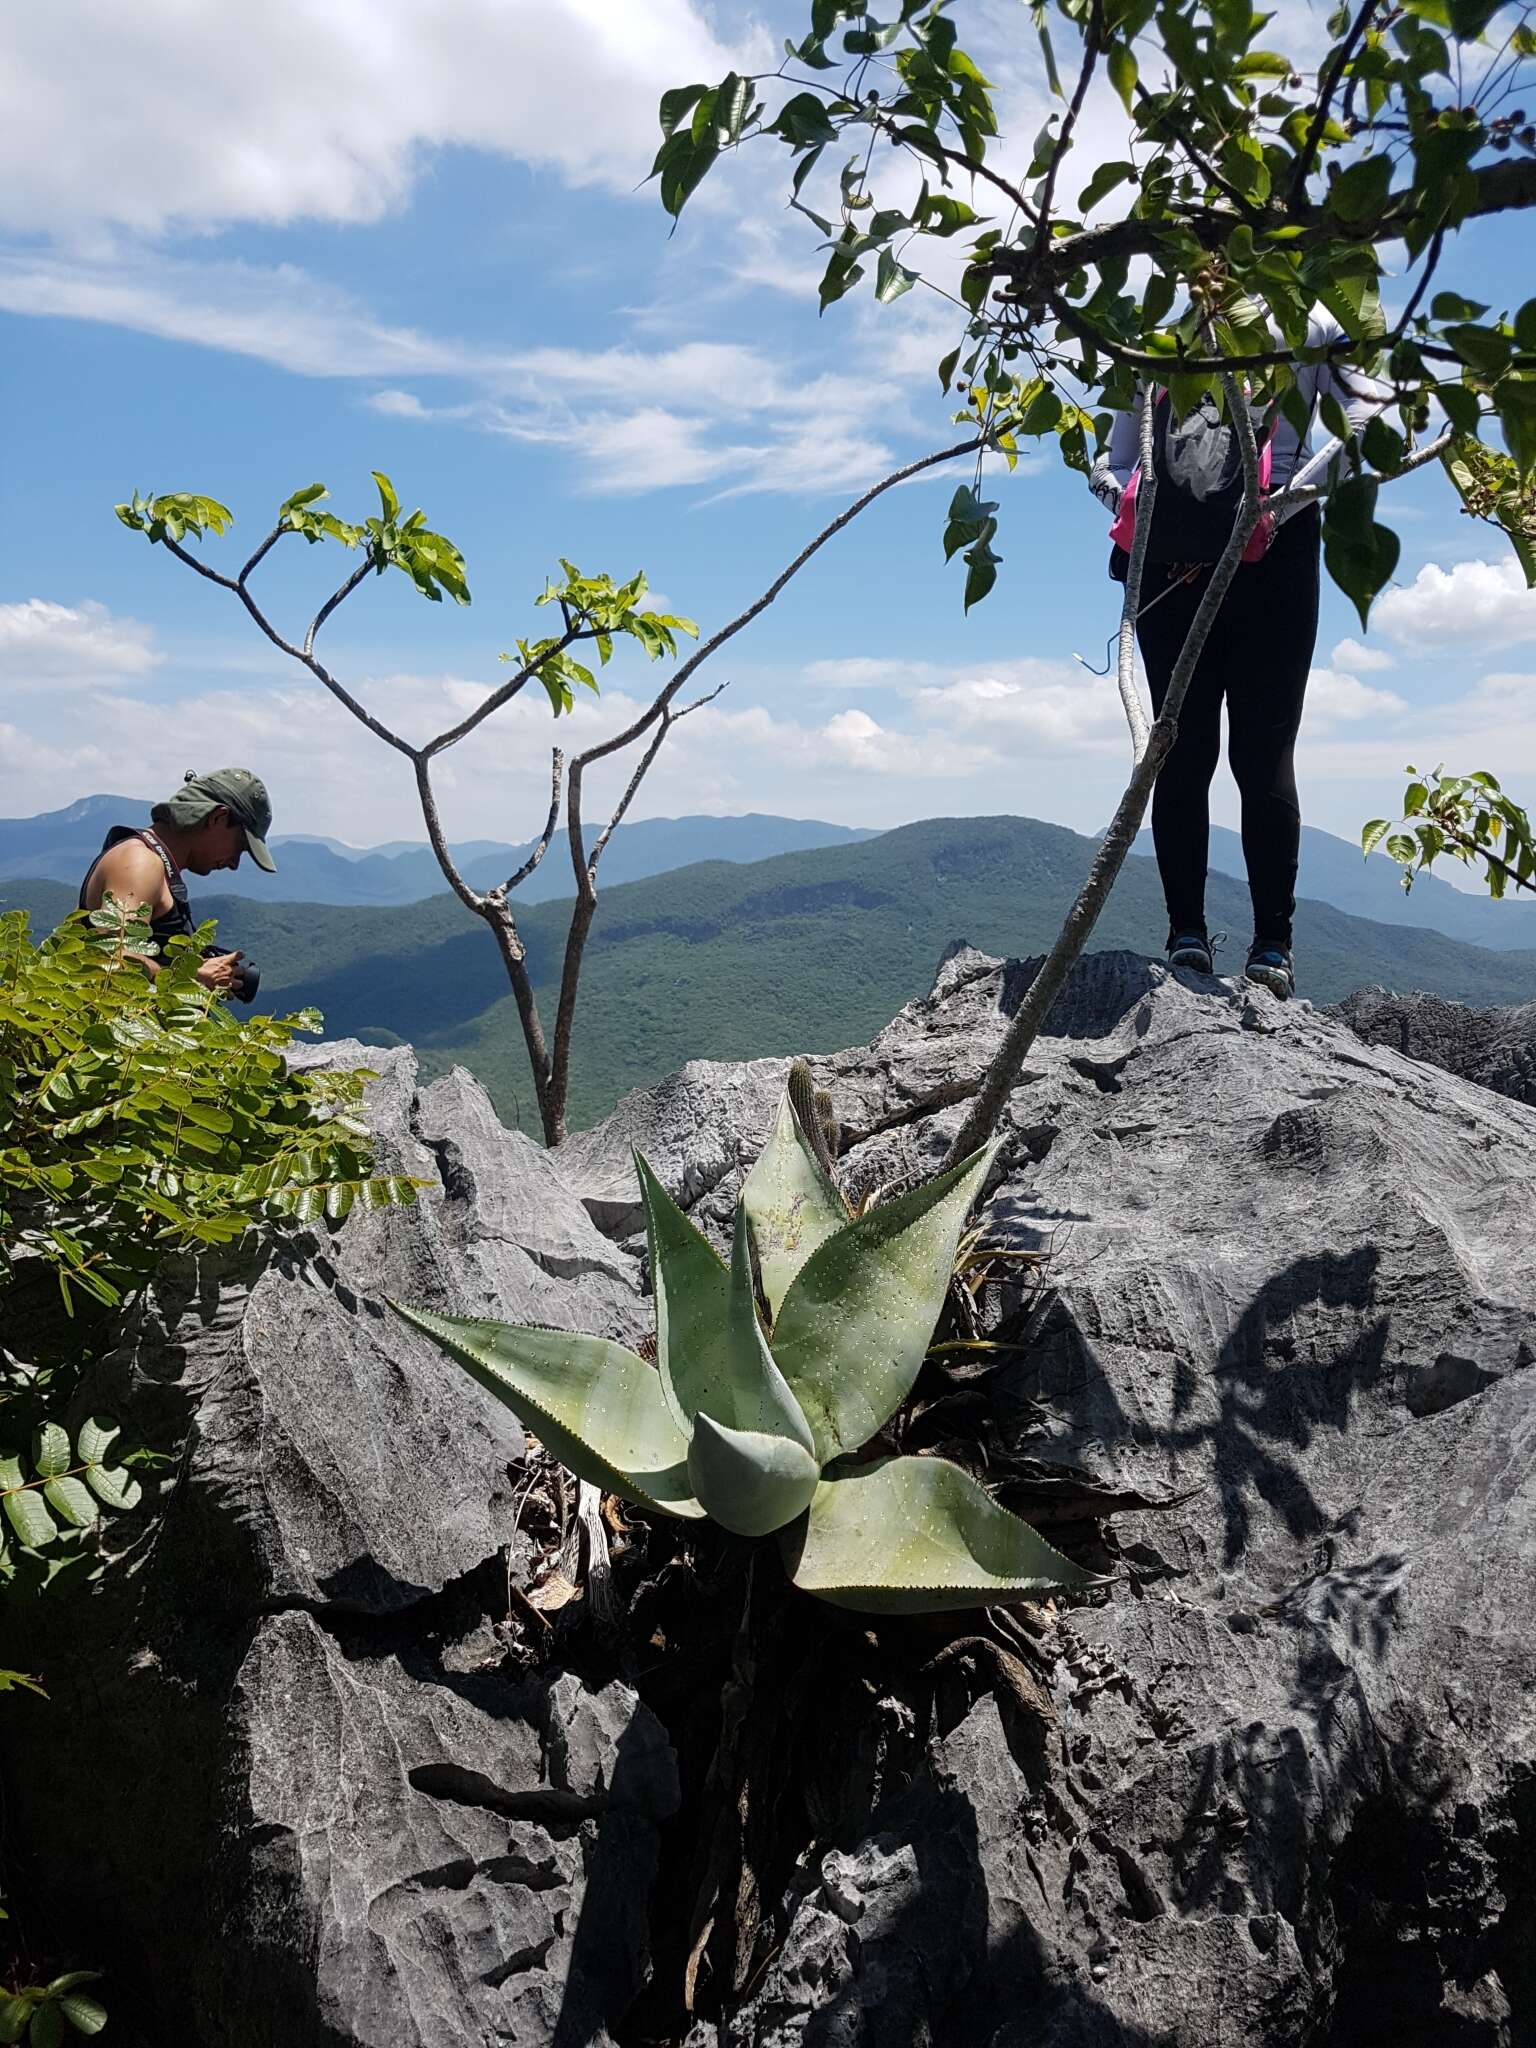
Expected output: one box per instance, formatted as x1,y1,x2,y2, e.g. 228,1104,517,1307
2,0,1533,874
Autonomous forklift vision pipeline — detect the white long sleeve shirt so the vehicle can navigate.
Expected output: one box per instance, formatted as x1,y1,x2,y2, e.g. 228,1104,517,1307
1088,310,1393,525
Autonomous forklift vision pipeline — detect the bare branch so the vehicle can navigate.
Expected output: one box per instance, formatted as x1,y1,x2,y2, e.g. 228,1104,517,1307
423,626,585,759
413,755,486,915
1029,11,1100,265
488,750,565,900
238,526,289,585
304,559,375,654
161,534,417,760
1115,385,1156,761
1288,0,1382,205
941,377,1264,1169
565,433,987,840
993,155,1536,299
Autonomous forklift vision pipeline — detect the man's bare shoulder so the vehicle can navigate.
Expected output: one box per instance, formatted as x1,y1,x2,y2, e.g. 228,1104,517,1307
83,836,171,914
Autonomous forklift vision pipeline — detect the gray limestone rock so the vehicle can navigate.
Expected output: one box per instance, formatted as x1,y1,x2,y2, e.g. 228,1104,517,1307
9,957,1536,2047
1334,984,1536,1108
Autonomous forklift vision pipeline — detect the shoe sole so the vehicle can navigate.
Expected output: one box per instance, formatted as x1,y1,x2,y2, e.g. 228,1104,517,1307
1245,965,1293,999
1168,950,1214,973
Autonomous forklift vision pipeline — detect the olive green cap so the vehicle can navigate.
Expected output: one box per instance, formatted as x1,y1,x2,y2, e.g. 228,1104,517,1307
159,767,276,872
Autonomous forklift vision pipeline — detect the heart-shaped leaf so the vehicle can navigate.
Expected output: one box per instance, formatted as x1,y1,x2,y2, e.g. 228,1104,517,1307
687,1412,821,1536
390,1304,703,1520
770,1142,999,1463
740,1091,848,1320
782,1455,1102,1611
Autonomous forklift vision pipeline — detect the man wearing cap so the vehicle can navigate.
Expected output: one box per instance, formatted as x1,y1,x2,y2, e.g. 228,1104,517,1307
78,768,276,992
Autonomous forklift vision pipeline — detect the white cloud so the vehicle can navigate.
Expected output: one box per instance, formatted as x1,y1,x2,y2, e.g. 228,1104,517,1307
1375,557,1536,651
1329,635,1395,673
0,599,160,691
0,1,764,234
913,658,1135,753
802,657,935,689
1304,666,1408,733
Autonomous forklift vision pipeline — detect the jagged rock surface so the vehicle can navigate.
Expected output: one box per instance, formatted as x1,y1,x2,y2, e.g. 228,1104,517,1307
1334,984,1536,1108
9,962,1536,2047
4,1044,664,2048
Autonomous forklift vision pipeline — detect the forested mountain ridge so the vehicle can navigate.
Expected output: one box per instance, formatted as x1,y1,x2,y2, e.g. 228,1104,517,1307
10,814,1536,1134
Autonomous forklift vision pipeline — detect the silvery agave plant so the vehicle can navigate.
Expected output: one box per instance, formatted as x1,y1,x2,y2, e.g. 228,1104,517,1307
396,1067,1097,1612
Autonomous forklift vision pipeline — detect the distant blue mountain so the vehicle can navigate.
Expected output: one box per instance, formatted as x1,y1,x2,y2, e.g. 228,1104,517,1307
1131,821,1536,953
0,798,879,907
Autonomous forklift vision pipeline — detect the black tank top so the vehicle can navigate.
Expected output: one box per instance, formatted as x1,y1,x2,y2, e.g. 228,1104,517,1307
78,827,195,952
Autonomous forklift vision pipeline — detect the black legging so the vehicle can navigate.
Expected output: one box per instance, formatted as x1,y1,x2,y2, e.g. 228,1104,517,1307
1136,505,1320,949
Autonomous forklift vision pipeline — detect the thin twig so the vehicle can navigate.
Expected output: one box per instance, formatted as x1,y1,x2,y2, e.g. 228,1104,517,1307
1028,12,1100,265
1289,0,1382,205
423,625,586,758
490,749,565,900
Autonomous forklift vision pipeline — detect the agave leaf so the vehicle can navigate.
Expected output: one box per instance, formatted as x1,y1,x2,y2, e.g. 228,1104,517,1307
687,1411,821,1537
770,1143,999,1463
637,1157,813,1451
741,1089,848,1319
724,1202,815,1451
636,1151,729,1434
390,1304,704,1520
782,1455,1102,1612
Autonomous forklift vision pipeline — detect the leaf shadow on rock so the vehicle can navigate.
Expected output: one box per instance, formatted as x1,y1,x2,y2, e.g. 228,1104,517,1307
1013,1246,1390,1575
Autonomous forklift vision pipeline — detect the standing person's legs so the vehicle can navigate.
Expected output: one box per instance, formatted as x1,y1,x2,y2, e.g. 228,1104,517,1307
1137,564,1225,941
1222,509,1321,948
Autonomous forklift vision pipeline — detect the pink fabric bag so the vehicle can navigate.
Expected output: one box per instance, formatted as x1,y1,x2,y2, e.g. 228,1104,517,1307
1109,432,1274,563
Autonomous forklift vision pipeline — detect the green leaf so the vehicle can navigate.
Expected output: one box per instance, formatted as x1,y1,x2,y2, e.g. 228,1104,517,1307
389,1303,703,1520
0,1999,30,2048
55,1995,108,2039
686,1413,821,1537
875,249,917,304
1515,299,1536,354
43,1476,99,1530
636,1156,813,1449
1107,42,1138,114
1495,378,1536,480
781,1455,1102,1612
1235,48,1294,73
31,2003,64,2048
740,1089,849,1320
770,1142,999,1465
1324,477,1400,629
1385,832,1417,863
1327,153,1394,223
33,1422,70,1478
371,471,400,523
0,1670,47,1698
659,83,707,138
1,1458,58,1548
1445,323,1513,384
1077,160,1135,213
84,1463,142,1512
1361,818,1392,855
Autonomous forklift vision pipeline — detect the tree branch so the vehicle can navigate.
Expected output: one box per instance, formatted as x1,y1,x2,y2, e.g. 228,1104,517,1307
160,535,418,760
488,750,565,901
422,625,585,758
993,155,1536,297
941,376,1263,1168
1288,0,1382,205
413,755,485,916
305,559,375,654
1115,384,1156,761
1029,13,1100,263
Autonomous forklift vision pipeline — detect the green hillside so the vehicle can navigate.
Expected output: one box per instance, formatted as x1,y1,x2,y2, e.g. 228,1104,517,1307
11,815,1536,1136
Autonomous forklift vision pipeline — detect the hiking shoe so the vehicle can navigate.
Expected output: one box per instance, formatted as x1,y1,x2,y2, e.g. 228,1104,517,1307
1167,929,1214,975
1245,942,1295,999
